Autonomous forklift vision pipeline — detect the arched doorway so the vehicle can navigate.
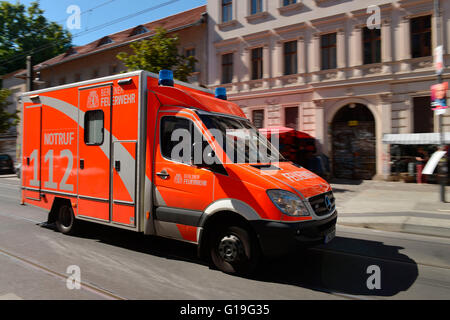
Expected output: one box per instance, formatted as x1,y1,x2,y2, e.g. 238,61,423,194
331,103,376,180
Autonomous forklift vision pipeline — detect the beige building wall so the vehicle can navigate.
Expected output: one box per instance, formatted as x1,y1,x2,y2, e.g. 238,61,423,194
207,0,450,179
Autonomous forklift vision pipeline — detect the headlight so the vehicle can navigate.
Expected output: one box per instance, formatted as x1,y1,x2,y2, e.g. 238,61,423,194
267,189,310,217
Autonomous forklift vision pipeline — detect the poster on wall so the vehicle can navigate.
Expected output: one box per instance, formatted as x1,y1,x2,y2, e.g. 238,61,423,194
431,82,448,116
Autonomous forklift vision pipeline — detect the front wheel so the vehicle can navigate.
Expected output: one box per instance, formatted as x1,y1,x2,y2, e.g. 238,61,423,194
55,204,77,235
210,226,260,275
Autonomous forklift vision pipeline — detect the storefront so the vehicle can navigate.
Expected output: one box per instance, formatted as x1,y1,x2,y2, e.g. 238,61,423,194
383,133,450,184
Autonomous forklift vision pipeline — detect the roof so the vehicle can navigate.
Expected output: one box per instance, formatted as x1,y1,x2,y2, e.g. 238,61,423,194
0,69,26,80
21,5,206,74
383,133,450,145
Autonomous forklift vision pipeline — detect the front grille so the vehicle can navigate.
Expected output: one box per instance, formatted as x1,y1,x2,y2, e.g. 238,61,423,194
308,191,336,217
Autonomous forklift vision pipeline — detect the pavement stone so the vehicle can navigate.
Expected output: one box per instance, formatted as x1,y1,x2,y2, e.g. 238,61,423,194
331,180,450,238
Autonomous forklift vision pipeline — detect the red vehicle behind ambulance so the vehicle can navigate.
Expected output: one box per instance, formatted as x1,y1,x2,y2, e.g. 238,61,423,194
20,70,337,274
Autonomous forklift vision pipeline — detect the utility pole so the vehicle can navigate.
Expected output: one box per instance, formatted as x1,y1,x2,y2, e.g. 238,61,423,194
434,0,447,202
26,55,33,92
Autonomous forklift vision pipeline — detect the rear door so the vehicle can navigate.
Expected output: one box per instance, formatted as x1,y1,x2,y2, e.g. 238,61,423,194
22,104,42,202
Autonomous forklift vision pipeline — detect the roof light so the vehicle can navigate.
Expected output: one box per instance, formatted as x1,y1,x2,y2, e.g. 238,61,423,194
215,87,227,100
158,70,174,87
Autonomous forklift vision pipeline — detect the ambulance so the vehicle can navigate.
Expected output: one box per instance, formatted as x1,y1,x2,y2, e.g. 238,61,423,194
20,70,337,274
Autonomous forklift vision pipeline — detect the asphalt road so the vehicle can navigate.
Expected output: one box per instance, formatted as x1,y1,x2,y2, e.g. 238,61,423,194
0,175,449,300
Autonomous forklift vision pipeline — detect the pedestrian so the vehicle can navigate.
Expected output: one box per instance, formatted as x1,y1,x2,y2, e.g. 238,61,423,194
415,147,429,184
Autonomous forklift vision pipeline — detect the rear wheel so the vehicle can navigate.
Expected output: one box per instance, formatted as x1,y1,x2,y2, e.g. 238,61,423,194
55,203,77,235
210,225,260,275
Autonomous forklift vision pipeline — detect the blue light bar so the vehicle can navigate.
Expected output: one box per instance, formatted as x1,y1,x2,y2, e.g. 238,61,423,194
215,87,227,100
158,70,174,87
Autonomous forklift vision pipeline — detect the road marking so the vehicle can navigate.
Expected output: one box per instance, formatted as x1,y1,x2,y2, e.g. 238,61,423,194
0,293,23,300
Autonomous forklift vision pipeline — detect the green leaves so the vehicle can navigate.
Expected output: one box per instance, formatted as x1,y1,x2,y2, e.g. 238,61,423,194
117,27,197,82
0,1,72,75
0,89,19,134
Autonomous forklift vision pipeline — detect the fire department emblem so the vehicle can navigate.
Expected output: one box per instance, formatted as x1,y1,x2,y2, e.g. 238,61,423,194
174,174,182,184
87,90,99,109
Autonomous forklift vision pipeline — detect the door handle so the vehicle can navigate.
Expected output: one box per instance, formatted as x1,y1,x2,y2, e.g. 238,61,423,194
80,159,85,170
115,160,121,173
156,170,170,180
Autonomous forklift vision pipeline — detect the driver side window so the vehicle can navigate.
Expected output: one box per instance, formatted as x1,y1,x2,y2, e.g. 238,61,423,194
160,116,192,164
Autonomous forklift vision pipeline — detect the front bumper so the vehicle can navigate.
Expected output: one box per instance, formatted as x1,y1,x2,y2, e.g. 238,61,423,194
250,211,338,257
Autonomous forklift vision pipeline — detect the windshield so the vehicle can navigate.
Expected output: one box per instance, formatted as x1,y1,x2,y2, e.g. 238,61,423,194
199,114,286,164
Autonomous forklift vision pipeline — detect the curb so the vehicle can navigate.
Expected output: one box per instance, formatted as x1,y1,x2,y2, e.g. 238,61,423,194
337,216,450,239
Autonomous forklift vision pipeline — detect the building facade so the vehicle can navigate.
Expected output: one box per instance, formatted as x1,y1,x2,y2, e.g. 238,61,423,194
0,70,26,163
207,0,450,179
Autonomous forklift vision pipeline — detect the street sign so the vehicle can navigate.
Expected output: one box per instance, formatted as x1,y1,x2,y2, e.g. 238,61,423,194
435,45,444,75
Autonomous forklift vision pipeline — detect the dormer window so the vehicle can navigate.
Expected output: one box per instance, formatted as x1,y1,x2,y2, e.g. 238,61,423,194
65,47,78,57
98,37,113,47
131,25,149,36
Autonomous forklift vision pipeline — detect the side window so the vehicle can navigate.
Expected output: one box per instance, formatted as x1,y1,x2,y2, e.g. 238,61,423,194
160,116,192,163
84,110,104,145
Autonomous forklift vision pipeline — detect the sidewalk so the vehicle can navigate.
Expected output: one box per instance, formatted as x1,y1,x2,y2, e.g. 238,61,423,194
331,179,450,238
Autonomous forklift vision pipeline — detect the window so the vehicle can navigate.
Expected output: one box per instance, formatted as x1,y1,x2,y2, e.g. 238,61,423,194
222,0,233,23
84,110,104,146
283,0,297,5
285,107,299,129
411,15,432,58
252,110,265,129
413,97,433,133
321,33,337,70
185,48,196,59
251,47,263,80
98,37,113,47
284,41,298,75
58,77,66,85
160,116,192,164
131,26,149,36
93,69,99,79
221,53,234,84
251,0,263,14
185,48,197,72
363,27,381,64
74,74,81,82
110,65,118,75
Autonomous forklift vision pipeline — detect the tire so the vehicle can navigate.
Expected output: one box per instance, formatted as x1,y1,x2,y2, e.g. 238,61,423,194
210,225,260,275
55,203,77,235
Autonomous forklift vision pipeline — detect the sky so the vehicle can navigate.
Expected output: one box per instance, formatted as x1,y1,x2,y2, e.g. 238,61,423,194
14,0,207,46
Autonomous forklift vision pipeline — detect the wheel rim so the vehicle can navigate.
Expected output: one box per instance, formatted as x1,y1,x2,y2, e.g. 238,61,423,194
60,207,72,228
218,234,244,263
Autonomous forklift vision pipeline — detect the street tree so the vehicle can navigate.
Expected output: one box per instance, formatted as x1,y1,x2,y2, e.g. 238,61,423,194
0,1,72,75
0,89,19,134
117,27,196,82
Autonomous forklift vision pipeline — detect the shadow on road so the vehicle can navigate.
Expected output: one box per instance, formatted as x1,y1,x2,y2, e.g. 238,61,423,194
252,237,419,297
42,221,418,298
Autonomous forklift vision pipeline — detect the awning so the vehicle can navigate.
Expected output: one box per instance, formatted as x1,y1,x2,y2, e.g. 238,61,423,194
259,127,315,139
383,133,450,145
